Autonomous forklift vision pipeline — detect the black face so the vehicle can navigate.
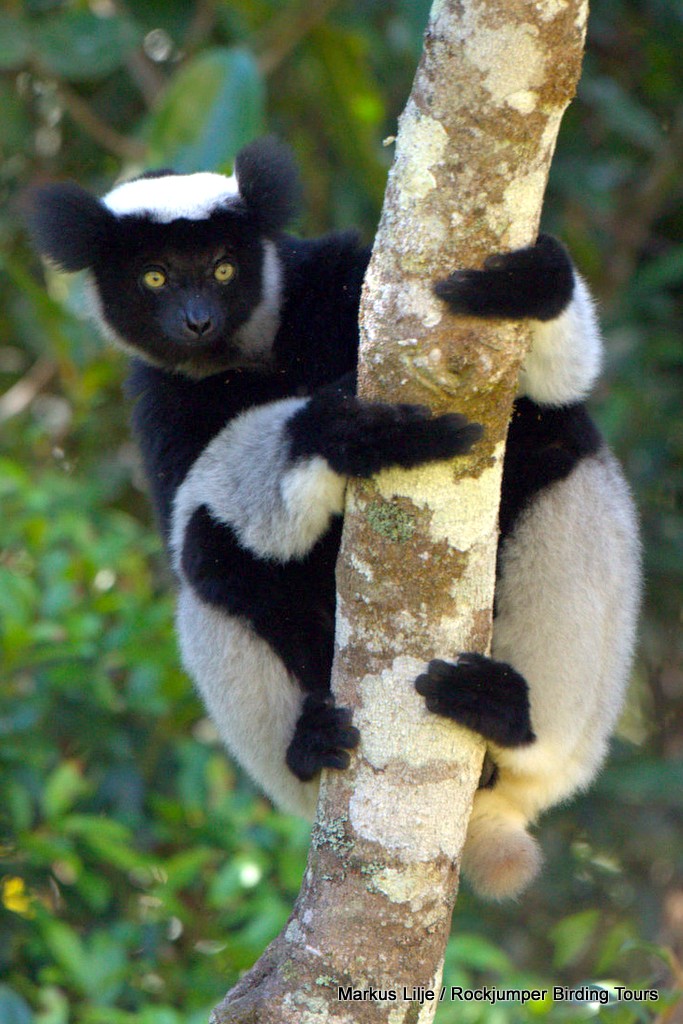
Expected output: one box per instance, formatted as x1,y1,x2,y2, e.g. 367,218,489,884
28,139,301,374
93,211,270,373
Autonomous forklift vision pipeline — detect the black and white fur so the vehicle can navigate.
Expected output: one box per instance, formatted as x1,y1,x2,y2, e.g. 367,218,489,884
28,137,640,900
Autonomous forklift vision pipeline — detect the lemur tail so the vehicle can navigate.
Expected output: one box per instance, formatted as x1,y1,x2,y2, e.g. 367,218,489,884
461,811,542,901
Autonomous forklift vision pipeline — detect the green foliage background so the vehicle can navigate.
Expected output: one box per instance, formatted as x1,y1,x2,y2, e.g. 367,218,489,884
1,1,681,1022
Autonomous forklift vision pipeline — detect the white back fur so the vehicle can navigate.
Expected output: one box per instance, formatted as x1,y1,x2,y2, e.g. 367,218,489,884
103,172,239,223
520,274,603,405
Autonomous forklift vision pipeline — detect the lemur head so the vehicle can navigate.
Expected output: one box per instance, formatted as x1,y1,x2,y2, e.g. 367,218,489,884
27,137,301,375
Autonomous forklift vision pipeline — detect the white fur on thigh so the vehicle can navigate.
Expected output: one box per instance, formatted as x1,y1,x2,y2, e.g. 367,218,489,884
176,585,320,818
490,449,641,820
460,452,639,898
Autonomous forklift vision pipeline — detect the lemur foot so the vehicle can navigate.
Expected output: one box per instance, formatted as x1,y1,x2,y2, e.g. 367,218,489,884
415,654,535,747
288,389,483,478
435,234,574,322
286,695,360,781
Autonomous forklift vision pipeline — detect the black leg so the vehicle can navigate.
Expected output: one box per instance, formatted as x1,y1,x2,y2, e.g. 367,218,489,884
286,695,360,781
415,653,535,748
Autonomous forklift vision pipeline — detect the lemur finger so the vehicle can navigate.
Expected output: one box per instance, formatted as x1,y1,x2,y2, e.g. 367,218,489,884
308,722,360,752
316,749,352,771
415,658,460,694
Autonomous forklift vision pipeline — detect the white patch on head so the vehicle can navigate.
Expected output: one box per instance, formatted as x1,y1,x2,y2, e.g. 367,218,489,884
176,587,319,818
519,274,603,405
103,172,240,223
171,396,346,566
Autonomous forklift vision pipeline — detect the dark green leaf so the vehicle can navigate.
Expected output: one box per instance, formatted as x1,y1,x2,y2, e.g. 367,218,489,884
0,15,31,71
579,75,663,151
596,759,683,806
32,12,141,81
0,82,34,153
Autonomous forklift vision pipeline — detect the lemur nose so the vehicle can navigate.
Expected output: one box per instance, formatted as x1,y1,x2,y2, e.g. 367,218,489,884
185,314,213,337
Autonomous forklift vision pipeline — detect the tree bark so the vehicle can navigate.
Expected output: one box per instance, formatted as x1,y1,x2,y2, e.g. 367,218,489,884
212,1,587,1021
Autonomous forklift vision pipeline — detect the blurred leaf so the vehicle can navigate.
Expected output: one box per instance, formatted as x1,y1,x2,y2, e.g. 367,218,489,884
0,82,34,153
39,920,126,1002
32,986,68,1024
393,0,433,57
0,986,33,1024
145,47,265,172
2,779,34,832
619,939,678,972
31,11,141,81
77,831,151,873
62,814,134,843
163,847,215,890
0,15,31,70
630,246,683,296
42,761,90,820
2,258,95,366
596,759,683,806
595,922,636,973
113,0,196,40
39,919,88,992
550,910,601,970
305,24,386,208
446,933,513,974
580,75,664,151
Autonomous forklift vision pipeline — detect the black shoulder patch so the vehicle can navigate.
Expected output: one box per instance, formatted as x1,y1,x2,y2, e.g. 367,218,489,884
499,397,603,542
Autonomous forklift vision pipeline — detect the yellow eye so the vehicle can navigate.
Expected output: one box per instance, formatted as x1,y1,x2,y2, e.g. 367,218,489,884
214,261,235,283
143,268,166,290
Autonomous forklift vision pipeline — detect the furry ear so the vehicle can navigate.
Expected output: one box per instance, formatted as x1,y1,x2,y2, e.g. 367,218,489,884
234,136,302,234
25,182,115,271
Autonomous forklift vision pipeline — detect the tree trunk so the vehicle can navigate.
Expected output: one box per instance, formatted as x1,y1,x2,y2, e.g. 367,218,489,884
212,1,587,1020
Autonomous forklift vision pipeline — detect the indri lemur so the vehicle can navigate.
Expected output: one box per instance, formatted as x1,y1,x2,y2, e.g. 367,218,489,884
28,137,640,899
